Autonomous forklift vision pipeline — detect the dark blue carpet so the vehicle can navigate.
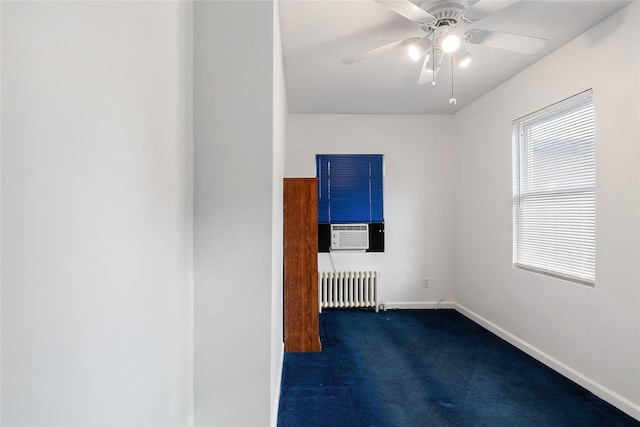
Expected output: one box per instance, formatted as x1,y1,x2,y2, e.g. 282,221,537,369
277,309,639,427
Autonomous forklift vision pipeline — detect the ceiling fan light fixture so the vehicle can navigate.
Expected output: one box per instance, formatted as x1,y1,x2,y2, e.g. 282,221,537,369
408,37,433,62
408,44,421,61
441,33,461,53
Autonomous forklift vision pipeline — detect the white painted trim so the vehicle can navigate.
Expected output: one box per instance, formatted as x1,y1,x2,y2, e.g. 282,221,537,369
270,342,285,427
455,303,640,421
381,300,456,310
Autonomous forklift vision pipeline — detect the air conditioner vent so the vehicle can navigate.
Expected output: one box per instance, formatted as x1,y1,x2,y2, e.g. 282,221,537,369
331,224,369,250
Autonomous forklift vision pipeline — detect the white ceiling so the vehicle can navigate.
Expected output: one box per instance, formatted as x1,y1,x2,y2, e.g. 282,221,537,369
278,0,632,114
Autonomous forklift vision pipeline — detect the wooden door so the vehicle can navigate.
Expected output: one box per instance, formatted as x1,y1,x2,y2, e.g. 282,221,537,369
283,178,321,352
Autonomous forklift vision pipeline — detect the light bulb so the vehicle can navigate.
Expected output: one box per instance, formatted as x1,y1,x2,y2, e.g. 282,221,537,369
441,34,461,53
449,97,457,105
408,45,421,62
408,37,432,62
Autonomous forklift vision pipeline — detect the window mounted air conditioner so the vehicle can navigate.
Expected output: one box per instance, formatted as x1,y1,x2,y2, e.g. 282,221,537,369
330,224,369,250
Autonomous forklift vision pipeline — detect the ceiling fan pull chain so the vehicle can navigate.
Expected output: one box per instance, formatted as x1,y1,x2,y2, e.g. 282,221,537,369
449,53,457,106
432,48,436,86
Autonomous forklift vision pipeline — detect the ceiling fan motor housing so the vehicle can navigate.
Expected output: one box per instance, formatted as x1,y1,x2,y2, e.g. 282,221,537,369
418,0,467,29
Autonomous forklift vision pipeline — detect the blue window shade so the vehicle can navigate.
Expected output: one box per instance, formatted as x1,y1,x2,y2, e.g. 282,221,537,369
316,154,384,224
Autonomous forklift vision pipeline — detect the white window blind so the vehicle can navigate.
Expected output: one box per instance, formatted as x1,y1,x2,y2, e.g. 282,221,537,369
512,89,595,285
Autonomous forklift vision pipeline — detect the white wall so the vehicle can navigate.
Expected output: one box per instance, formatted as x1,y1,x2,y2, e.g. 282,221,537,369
0,4,3,422
1,1,193,425
453,2,640,418
286,114,455,307
193,1,276,425
271,1,287,425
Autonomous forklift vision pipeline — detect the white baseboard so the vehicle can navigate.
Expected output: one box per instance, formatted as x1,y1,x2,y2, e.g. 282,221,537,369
455,303,640,421
270,342,285,427
381,300,455,310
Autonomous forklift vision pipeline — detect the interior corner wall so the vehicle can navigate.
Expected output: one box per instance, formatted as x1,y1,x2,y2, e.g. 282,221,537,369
271,1,287,425
453,2,640,418
286,114,455,308
193,1,275,425
0,4,3,422
183,1,195,424
1,1,193,425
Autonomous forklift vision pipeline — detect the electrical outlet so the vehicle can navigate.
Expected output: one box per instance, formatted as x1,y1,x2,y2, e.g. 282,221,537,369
423,278,429,288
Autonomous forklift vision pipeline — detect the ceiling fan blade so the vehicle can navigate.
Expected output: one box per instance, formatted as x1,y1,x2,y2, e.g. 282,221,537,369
342,37,419,65
465,29,546,54
417,50,432,85
418,49,442,85
464,0,519,21
375,0,436,24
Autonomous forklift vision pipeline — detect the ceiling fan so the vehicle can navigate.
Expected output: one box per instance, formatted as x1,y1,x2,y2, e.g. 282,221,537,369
343,0,547,95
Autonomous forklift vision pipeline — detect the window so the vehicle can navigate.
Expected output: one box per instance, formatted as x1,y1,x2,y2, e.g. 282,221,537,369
512,89,595,285
316,154,384,224
316,154,384,252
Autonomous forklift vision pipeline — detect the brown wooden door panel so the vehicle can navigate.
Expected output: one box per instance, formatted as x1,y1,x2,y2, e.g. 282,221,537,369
283,178,321,352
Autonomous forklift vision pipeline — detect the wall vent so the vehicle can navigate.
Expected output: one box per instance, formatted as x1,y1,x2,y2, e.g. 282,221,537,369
330,224,369,250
